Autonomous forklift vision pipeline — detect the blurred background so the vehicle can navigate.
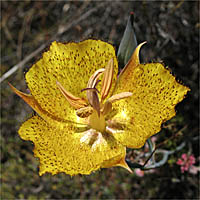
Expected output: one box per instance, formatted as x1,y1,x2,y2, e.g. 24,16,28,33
1,1,199,199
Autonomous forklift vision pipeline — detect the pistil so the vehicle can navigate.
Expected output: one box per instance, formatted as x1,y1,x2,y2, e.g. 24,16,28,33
89,110,106,133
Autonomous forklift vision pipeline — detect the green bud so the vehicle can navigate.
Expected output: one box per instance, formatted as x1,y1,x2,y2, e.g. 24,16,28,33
117,12,138,68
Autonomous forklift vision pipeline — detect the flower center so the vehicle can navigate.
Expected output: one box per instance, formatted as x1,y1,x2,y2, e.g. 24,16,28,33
89,110,106,133
56,58,133,133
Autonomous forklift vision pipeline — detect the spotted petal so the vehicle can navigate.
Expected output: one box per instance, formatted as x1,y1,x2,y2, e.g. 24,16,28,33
19,115,125,175
25,40,118,122
110,62,190,148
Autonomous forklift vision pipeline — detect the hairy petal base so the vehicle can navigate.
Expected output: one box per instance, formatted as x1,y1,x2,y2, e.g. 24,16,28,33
19,115,126,176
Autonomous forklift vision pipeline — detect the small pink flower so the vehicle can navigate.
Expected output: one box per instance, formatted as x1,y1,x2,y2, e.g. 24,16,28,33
181,153,187,160
151,136,157,143
135,167,156,177
176,154,197,174
189,155,196,165
189,165,200,175
135,169,145,177
177,159,184,165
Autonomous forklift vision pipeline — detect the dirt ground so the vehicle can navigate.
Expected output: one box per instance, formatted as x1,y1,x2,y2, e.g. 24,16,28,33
1,1,199,199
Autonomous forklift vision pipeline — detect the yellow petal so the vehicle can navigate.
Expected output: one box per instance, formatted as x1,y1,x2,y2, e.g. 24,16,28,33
19,115,125,176
110,63,190,148
25,40,118,121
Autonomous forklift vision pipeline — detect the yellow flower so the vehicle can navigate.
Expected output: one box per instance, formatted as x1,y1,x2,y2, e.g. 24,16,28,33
10,39,189,176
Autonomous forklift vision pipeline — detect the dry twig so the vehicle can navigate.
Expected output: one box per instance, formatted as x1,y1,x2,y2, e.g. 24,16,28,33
0,3,106,83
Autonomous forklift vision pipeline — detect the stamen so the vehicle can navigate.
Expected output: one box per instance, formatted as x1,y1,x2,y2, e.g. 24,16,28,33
101,101,112,115
94,79,101,88
107,92,133,103
56,81,87,109
101,58,114,101
87,68,105,89
87,91,101,117
86,68,105,117
81,87,100,94
76,106,93,118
